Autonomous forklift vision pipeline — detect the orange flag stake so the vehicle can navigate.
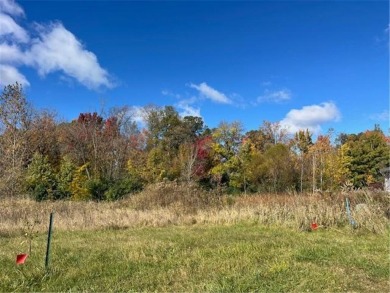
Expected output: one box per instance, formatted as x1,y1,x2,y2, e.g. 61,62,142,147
16,253,28,265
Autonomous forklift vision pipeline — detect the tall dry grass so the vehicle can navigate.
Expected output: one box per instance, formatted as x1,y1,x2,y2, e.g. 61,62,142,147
0,183,388,236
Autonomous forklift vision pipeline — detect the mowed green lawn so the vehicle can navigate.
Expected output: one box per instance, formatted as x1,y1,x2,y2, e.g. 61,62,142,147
1,224,388,292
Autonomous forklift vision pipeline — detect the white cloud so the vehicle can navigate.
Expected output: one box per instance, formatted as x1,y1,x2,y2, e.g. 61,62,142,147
189,82,232,104
25,23,113,89
0,64,29,86
0,1,113,90
180,106,201,117
0,12,29,42
176,99,201,118
161,89,202,118
0,0,25,16
258,89,291,103
280,102,341,134
0,42,25,63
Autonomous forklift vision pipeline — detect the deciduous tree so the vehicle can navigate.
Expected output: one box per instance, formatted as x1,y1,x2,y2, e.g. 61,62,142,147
293,129,313,192
0,83,32,197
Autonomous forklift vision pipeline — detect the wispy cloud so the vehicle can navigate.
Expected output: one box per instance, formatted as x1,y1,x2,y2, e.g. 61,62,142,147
280,102,341,134
369,110,389,122
257,89,292,103
375,24,389,46
261,81,272,87
0,12,29,42
162,90,201,118
0,0,114,89
0,0,25,16
0,42,25,64
0,64,29,86
176,98,201,118
163,82,237,119
161,89,181,100
189,82,232,104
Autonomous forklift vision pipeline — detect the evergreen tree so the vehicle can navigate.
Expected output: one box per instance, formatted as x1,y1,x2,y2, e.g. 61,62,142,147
25,153,56,201
56,156,76,199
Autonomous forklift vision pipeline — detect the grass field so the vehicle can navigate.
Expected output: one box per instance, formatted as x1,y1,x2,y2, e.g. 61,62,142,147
1,224,389,292
1,189,389,292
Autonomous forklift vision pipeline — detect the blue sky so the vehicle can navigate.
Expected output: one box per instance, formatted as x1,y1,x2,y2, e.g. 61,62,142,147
0,0,388,136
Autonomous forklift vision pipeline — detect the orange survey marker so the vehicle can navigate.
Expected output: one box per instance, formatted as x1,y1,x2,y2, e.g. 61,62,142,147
16,253,28,264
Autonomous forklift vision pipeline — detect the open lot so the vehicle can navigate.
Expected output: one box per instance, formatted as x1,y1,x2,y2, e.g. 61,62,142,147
1,191,389,292
1,223,388,292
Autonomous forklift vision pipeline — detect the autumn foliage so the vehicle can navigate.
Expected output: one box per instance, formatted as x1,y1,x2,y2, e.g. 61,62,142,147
0,83,389,201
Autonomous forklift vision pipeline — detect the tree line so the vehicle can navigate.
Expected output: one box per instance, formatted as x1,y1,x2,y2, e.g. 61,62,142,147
0,83,389,201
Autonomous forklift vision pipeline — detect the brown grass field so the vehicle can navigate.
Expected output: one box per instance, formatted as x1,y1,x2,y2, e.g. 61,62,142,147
0,185,389,292
1,183,388,235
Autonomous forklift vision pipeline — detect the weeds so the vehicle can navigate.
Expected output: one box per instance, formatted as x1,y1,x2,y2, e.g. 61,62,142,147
21,215,41,255
129,181,225,212
0,186,388,235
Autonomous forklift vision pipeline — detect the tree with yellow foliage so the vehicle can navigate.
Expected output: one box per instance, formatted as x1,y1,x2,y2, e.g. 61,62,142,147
70,163,91,201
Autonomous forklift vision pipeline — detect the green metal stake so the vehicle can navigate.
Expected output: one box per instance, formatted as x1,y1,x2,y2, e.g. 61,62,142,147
45,212,54,270
345,198,357,228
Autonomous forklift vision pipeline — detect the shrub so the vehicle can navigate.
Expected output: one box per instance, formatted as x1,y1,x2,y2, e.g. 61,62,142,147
87,178,110,201
104,177,144,201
